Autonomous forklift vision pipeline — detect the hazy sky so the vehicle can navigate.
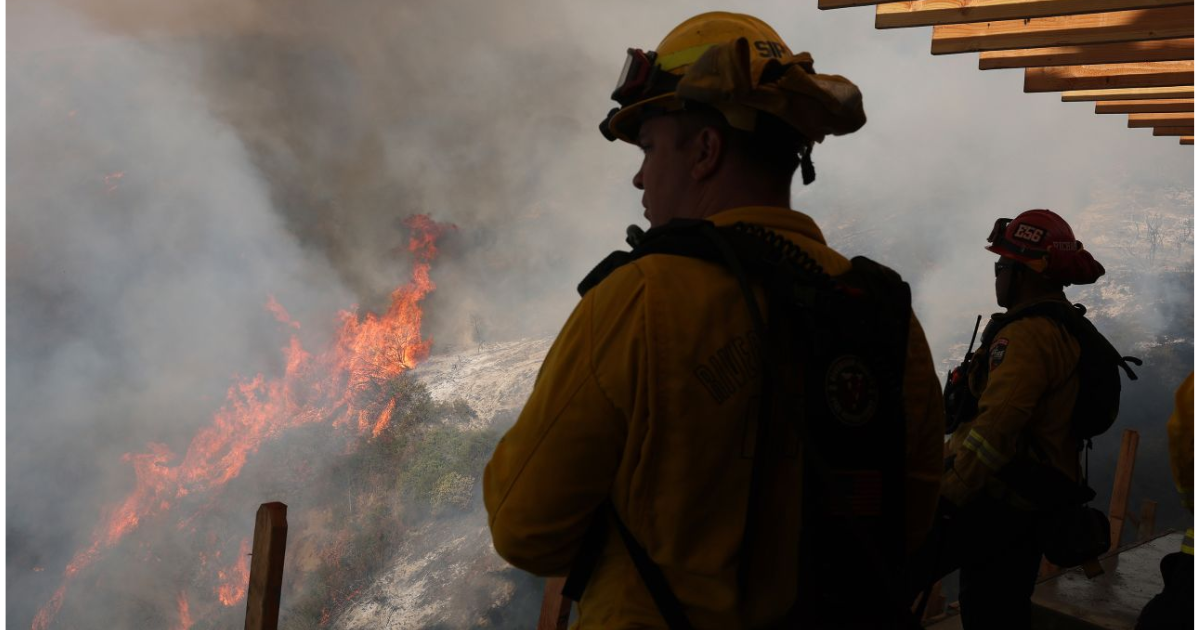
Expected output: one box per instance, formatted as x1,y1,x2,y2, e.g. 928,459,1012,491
7,0,1193,626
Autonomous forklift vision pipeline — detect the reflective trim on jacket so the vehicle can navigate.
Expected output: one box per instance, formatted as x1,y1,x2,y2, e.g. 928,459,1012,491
943,301,1082,507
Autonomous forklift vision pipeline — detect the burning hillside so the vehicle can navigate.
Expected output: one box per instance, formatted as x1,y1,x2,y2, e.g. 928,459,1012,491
31,216,461,629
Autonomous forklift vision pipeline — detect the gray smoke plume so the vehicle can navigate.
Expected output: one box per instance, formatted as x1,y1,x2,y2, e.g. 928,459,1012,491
8,0,1192,627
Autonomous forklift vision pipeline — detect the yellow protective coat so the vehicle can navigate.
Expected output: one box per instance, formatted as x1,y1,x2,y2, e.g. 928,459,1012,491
1167,372,1193,554
483,206,944,629
943,299,1082,507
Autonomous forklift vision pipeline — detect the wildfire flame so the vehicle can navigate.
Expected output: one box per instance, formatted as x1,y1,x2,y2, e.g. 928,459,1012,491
173,592,193,630
217,538,251,606
32,215,451,629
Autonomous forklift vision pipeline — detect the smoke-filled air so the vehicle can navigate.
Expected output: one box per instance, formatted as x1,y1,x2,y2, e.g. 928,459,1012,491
7,0,1193,628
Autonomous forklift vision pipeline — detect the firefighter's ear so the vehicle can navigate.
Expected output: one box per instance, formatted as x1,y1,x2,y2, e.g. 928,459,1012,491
690,126,724,181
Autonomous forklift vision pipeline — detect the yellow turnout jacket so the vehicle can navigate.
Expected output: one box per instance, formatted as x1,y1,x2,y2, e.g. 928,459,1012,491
943,298,1083,507
483,206,944,629
1167,372,1193,554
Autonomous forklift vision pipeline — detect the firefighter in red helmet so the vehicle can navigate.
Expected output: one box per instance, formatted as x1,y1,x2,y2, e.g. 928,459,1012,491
922,209,1138,629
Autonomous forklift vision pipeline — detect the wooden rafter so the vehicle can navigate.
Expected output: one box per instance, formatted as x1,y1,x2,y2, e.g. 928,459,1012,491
875,0,1188,29
1152,126,1195,135
1024,60,1194,92
1182,136,1195,144
930,6,1193,54
1062,85,1195,100
1127,112,1195,126
1095,99,1194,113
979,38,1193,69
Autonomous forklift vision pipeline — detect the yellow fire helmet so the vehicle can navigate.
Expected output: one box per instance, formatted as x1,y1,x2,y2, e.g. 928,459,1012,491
600,12,867,183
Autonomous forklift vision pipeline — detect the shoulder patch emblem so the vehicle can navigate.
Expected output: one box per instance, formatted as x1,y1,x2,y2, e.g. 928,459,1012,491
825,355,879,427
989,338,1010,370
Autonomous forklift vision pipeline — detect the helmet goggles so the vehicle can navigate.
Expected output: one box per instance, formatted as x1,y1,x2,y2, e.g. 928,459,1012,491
600,48,683,141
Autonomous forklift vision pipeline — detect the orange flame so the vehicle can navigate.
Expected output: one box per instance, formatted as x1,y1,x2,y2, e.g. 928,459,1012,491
266,295,302,330
173,592,193,630
372,397,398,438
217,538,251,606
32,216,452,629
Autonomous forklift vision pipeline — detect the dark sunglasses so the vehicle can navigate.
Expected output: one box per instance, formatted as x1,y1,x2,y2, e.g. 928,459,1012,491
994,260,1018,277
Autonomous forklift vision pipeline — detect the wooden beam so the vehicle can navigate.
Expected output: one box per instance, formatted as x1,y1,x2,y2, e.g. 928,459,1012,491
1152,126,1195,135
877,0,1188,29
1096,98,1194,113
1182,136,1195,144
1024,61,1194,92
244,502,288,630
1137,499,1158,540
537,577,571,630
1108,430,1138,551
979,38,1193,69
1128,112,1195,126
931,6,1194,54
923,581,946,621
1063,85,1195,100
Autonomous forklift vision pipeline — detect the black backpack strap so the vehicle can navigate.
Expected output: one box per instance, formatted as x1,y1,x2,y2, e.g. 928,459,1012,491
561,504,695,630
608,503,695,630
562,510,609,602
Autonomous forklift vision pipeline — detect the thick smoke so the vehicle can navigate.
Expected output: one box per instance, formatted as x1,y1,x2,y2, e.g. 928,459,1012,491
8,0,1193,627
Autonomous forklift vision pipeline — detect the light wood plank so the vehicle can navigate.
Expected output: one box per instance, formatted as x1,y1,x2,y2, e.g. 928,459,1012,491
931,6,1193,54
1096,98,1194,113
537,578,571,630
1128,112,1195,126
821,0,886,9
877,0,1188,29
1181,136,1195,144
1024,61,1194,92
1108,430,1138,551
1153,126,1195,134
1063,86,1195,100
979,38,1193,69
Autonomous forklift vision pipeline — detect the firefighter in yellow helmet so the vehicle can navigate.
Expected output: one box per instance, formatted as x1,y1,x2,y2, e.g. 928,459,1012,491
1135,372,1193,629
484,12,944,629
928,209,1138,629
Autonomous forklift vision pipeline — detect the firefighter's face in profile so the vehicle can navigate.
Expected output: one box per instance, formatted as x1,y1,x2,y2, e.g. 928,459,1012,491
631,116,694,228
995,256,1018,308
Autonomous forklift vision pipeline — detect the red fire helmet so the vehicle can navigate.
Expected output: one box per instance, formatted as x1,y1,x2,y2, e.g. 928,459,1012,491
986,209,1105,285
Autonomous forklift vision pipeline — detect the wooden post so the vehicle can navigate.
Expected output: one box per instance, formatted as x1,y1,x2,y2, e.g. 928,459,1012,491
536,577,571,630
1108,430,1139,550
922,580,946,621
1138,499,1158,540
245,502,288,630
1039,556,1059,579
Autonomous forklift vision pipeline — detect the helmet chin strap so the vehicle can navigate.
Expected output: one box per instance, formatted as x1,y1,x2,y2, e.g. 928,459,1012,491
799,143,815,185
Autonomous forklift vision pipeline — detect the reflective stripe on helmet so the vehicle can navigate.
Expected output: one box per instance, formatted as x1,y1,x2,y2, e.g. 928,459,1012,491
657,44,717,72
964,429,1007,471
